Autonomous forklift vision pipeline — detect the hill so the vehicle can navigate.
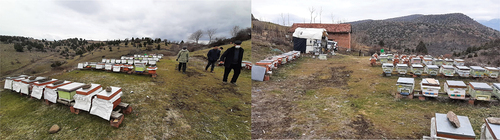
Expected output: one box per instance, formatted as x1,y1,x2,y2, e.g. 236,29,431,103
350,13,500,55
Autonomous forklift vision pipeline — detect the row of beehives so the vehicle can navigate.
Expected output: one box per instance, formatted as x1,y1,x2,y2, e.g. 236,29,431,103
396,77,500,101
251,51,301,81
371,53,467,66
3,75,131,128
424,112,499,139
382,63,500,78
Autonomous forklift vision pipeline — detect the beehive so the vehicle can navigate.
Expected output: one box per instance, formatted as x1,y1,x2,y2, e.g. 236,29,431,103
135,62,146,72
44,81,72,103
147,66,157,75
440,65,455,77
411,57,421,64
73,83,103,111
96,63,105,70
485,67,499,78
421,78,440,97
432,113,475,139
468,82,493,101
481,118,500,139
396,64,409,74
104,63,113,71
31,79,58,99
411,64,424,75
3,75,27,90
90,86,123,120
470,66,486,78
12,76,28,93
492,83,500,99
113,64,122,72
455,66,470,77
444,58,454,65
379,54,388,63
382,63,394,74
433,58,444,66
20,77,47,95
397,77,414,96
445,80,467,99
57,82,85,101
454,59,464,66
423,57,433,65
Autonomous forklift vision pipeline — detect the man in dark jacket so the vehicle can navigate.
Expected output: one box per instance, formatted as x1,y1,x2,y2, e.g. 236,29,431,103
205,46,221,72
220,40,244,85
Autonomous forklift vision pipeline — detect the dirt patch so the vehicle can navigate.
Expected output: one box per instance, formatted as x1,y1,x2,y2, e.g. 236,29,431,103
305,66,353,90
185,71,204,78
348,114,383,139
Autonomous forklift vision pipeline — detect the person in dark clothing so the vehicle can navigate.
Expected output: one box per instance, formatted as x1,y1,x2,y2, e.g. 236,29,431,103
220,40,244,85
205,46,221,72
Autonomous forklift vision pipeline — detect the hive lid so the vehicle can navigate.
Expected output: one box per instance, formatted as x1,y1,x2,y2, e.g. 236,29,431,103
22,77,47,83
397,77,414,84
492,83,500,90
426,65,439,69
486,118,500,139
456,66,470,70
441,65,454,69
96,86,122,98
76,83,101,94
396,64,408,67
485,67,499,71
435,113,475,139
412,64,423,68
454,59,464,62
57,82,85,92
382,63,393,67
422,78,439,85
446,80,467,87
469,82,493,91
470,66,486,70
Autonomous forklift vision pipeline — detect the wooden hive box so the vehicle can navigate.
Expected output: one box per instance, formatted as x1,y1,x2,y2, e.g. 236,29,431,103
31,79,58,99
454,59,464,66
444,58,454,65
425,65,439,75
485,67,499,78
470,66,486,78
96,63,105,70
468,82,493,101
482,118,500,139
90,86,123,120
421,78,440,97
382,63,394,74
411,64,424,75
147,66,157,75
113,64,122,72
96,86,122,108
445,80,467,99
397,77,414,96
455,66,471,77
492,83,500,99
396,64,409,74
440,65,455,77
57,82,85,102
433,113,475,139
44,81,72,103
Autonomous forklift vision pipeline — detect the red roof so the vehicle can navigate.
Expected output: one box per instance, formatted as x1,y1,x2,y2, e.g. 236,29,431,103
289,23,351,33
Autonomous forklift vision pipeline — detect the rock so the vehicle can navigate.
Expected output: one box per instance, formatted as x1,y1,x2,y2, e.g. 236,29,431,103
447,111,460,128
81,84,92,89
49,124,60,134
53,80,63,85
106,87,112,92
487,117,500,125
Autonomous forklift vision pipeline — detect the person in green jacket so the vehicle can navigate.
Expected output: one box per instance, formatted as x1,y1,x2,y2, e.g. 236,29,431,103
176,46,189,74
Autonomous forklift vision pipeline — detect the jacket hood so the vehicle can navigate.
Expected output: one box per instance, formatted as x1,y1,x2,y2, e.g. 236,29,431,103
180,49,188,52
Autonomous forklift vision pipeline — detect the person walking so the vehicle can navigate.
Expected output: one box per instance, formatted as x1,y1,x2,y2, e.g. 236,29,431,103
205,46,221,72
176,46,189,74
220,40,244,85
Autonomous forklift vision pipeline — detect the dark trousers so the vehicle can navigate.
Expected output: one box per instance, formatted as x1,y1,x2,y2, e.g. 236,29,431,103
223,64,241,83
178,62,186,72
205,60,216,72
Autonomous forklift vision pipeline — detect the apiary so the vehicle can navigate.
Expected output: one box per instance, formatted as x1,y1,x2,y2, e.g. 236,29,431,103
96,63,105,70
397,77,414,96
411,57,421,64
396,64,409,75
481,117,500,139
455,66,470,77
470,66,486,78
382,63,394,76
421,78,440,97
105,63,113,71
135,62,146,73
57,82,85,102
20,77,47,95
468,82,493,101
12,76,28,93
31,78,58,99
492,83,500,99
90,86,123,120
440,65,455,77
411,64,424,75
423,57,433,65
379,54,388,63
444,58,454,65
433,58,444,66
73,83,103,112
454,59,464,66
44,81,72,103
113,64,122,72
431,113,475,139
485,67,499,78
445,80,467,99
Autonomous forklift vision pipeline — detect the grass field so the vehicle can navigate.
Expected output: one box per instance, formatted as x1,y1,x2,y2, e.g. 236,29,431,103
252,54,500,139
0,40,251,139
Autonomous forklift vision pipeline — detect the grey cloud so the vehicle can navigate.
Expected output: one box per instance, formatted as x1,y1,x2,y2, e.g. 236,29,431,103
55,0,101,15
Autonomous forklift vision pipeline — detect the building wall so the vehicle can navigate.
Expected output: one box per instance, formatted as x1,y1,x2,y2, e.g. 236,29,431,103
328,33,351,50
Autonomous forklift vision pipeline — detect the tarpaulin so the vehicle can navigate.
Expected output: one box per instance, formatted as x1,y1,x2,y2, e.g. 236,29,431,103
20,82,30,95
90,92,122,120
31,85,45,99
293,37,307,53
4,79,12,90
44,88,58,103
73,88,102,112
12,81,21,93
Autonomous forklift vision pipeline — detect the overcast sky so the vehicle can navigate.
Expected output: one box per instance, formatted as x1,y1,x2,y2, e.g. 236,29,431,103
0,0,250,42
252,0,500,26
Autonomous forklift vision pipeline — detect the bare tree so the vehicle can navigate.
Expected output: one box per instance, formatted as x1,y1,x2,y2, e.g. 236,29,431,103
309,7,315,23
206,28,217,43
230,26,240,37
189,29,204,44
314,12,318,23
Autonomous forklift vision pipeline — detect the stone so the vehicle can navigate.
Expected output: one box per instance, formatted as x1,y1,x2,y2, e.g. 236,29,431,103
49,124,60,134
81,84,91,89
487,117,500,125
106,87,112,92
447,111,460,128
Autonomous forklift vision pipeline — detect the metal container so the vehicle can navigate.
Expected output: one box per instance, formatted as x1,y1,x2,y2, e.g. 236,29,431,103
421,78,440,97
396,64,409,74
397,77,414,96
411,64,424,75
470,66,486,78
440,65,455,77
468,82,493,101
455,66,470,77
425,65,439,76
445,80,467,99
485,67,499,78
